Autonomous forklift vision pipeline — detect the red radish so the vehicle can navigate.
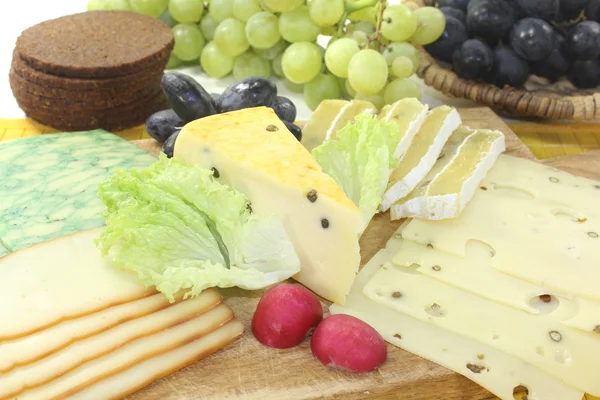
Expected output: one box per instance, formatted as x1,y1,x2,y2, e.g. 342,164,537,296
252,283,323,349
311,314,387,372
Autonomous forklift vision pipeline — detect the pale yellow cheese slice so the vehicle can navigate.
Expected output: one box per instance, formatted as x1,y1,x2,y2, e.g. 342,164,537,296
0,293,172,373
402,154,600,303
301,99,377,152
330,229,584,400
15,303,239,400
174,107,363,305
67,320,245,400
378,98,428,161
380,106,461,211
0,228,154,340
1,290,221,398
390,127,505,221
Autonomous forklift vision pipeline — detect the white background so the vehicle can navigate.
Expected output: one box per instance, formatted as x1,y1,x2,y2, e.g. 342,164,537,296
0,0,475,120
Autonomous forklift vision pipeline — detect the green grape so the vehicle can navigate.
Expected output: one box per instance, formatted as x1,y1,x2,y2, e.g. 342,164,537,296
279,6,320,43
172,24,206,61
281,42,322,84
355,92,384,110
383,78,421,104
381,5,417,42
166,53,183,69
259,0,275,12
345,79,357,98
348,6,376,24
319,25,337,36
262,0,303,12
391,56,414,78
272,53,284,76
246,12,281,49
129,0,168,17
410,7,446,45
87,0,107,10
254,39,287,60
347,49,388,95
345,30,369,47
169,0,204,23
344,0,378,12
106,0,131,10
159,11,178,27
304,73,341,110
214,18,249,57
209,0,234,22
233,0,261,22
325,38,360,78
233,52,271,80
384,42,419,75
283,78,304,93
199,15,219,41
200,41,234,77
309,0,344,26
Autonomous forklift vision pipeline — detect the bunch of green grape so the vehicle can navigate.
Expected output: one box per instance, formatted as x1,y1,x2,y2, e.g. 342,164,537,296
87,0,445,110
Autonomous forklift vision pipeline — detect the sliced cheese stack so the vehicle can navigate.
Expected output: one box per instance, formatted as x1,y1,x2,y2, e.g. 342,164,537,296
378,98,429,161
332,156,600,399
174,107,363,305
0,229,244,399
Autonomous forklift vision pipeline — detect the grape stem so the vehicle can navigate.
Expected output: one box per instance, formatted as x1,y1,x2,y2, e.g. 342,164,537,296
366,0,388,51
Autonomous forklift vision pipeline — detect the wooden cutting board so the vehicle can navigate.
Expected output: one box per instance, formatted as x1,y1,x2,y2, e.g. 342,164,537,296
127,108,599,400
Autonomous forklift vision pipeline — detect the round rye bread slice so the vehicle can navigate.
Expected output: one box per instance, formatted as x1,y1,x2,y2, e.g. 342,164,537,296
16,10,174,79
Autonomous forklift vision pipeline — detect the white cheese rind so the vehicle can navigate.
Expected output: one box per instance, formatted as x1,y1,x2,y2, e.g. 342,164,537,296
330,231,584,400
379,98,429,161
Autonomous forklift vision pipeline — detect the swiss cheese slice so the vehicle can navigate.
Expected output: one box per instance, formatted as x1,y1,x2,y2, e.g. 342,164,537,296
330,230,584,400
0,290,221,398
0,228,154,340
0,293,172,373
363,259,600,395
301,99,377,151
378,98,428,161
380,106,461,211
174,107,363,305
402,155,600,303
67,320,245,400
390,126,505,220
15,303,240,400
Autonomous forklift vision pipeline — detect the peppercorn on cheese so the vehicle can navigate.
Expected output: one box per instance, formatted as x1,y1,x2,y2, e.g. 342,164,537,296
174,107,363,305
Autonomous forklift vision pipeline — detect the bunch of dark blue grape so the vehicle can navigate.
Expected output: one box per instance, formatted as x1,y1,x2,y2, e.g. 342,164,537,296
146,72,301,157
425,0,600,89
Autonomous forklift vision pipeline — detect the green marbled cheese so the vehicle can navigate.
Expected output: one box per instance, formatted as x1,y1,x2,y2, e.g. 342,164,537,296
0,130,156,255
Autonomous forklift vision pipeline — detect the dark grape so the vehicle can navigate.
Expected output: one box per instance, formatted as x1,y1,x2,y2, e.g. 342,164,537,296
283,121,302,142
270,96,297,122
561,0,590,20
568,60,600,88
491,45,530,87
530,35,571,81
220,77,278,113
585,0,600,22
161,72,218,122
510,18,555,61
161,130,181,158
440,7,466,24
425,17,469,62
452,39,495,81
567,21,600,60
439,0,470,11
515,0,559,21
210,93,222,113
145,109,185,144
467,0,516,43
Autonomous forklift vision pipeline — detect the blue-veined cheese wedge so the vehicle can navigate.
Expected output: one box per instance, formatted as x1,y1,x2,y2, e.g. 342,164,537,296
390,126,505,220
174,107,363,305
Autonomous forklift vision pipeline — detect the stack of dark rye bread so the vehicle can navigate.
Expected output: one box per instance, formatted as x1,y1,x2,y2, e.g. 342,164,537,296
9,11,173,132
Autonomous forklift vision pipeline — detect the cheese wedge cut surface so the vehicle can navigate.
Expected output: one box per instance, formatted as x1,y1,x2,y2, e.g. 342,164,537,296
15,303,238,400
403,155,600,303
390,126,505,220
0,228,154,340
68,320,245,400
174,107,363,305
330,229,584,400
378,98,428,161
380,106,461,211
301,99,377,152
1,290,221,398
0,293,173,373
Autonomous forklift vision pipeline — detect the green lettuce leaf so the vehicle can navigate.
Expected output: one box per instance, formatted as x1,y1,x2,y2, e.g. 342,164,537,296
312,114,400,231
96,154,300,302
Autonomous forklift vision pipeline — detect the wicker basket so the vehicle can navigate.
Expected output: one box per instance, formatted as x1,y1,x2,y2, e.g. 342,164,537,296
414,0,600,120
